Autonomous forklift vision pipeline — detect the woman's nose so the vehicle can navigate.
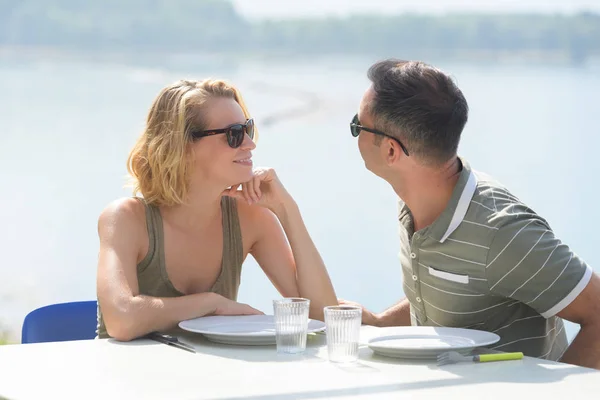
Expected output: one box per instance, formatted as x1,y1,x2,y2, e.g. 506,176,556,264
240,133,256,150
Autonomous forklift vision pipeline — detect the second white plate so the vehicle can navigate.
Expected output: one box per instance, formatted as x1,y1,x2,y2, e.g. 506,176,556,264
367,326,500,359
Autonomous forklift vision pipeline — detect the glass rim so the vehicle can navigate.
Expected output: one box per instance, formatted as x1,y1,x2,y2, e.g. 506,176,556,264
273,297,310,304
323,305,362,312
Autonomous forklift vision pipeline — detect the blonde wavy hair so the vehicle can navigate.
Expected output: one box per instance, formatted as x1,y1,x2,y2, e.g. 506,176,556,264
127,79,254,206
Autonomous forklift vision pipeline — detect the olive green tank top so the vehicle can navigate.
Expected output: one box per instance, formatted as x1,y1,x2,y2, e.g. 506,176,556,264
96,196,244,338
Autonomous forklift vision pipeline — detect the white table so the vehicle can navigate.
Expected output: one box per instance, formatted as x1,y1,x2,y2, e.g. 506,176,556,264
1,327,599,400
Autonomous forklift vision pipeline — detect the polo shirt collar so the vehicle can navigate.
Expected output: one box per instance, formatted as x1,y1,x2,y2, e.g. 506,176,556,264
399,157,478,243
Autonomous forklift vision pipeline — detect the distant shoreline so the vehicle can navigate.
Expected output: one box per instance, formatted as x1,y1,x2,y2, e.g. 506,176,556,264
0,46,595,67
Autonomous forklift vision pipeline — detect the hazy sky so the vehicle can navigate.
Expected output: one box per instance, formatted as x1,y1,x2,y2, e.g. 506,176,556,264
233,0,600,18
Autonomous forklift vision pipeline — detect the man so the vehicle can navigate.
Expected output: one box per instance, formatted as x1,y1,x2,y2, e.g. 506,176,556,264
342,59,600,369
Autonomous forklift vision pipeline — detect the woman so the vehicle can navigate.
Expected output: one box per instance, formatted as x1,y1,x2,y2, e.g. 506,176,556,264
96,79,337,341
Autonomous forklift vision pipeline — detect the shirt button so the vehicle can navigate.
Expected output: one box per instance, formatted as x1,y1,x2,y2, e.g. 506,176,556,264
416,297,422,303
410,253,417,259
412,275,418,281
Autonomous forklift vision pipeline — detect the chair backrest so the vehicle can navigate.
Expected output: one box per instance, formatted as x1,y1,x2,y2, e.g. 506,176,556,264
21,301,98,344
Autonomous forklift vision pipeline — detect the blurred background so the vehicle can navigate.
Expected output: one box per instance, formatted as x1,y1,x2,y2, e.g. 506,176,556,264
1,0,599,344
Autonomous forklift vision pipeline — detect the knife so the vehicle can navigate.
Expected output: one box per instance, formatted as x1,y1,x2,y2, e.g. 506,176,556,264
146,332,196,353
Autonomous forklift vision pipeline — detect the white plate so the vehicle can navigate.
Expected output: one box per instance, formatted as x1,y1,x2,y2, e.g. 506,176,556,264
367,326,500,360
178,315,326,345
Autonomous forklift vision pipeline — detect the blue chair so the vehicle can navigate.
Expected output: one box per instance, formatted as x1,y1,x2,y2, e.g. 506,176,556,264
21,301,98,344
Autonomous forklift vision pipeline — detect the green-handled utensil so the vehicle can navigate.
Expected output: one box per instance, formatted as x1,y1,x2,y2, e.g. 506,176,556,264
437,351,523,366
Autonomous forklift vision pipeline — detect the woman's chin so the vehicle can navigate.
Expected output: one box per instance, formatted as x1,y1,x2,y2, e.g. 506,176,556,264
226,171,254,188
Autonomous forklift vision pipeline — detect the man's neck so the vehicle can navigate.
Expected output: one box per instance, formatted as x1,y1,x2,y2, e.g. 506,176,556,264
392,157,462,233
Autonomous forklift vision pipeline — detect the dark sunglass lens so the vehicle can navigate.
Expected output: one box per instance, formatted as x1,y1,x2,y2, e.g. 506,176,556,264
227,125,244,148
246,119,254,140
350,114,361,137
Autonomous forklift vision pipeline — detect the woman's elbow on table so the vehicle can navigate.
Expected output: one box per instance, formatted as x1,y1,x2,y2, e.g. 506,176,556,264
106,323,139,342
102,300,145,342
104,323,137,342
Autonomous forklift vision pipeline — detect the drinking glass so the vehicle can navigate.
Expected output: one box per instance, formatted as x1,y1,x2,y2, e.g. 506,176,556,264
324,305,362,362
273,298,310,354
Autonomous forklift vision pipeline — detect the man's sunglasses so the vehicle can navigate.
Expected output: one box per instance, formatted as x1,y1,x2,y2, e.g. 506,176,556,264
350,114,409,156
191,118,255,148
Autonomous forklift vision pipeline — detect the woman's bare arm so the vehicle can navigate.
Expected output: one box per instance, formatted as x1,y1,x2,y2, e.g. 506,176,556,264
249,202,337,321
231,167,338,321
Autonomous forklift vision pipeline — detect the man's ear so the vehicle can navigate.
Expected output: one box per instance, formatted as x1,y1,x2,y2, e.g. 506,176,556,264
385,138,401,166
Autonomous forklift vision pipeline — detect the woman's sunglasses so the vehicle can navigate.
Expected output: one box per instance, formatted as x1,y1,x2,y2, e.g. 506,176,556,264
191,118,255,148
350,114,409,156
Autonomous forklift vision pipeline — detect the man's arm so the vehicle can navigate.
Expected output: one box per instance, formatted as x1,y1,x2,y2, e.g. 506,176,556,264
375,298,412,327
339,298,411,327
557,272,600,369
485,217,598,369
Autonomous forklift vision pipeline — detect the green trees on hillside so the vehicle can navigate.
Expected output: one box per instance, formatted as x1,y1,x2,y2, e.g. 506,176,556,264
1,0,598,60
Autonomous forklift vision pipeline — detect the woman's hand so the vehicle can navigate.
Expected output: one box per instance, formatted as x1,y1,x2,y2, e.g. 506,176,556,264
224,167,293,215
213,296,264,316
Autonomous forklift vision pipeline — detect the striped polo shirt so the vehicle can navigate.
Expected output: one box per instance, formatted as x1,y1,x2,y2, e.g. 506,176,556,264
399,157,593,360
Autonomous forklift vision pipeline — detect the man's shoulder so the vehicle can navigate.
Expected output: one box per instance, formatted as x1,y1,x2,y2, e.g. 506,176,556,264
469,169,549,231
472,170,514,201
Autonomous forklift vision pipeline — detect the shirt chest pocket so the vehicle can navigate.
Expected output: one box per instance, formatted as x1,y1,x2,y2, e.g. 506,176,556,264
426,265,470,285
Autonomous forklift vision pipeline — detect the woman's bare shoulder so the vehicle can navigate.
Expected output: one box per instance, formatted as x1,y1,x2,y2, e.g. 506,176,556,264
234,196,272,220
98,197,147,237
234,197,281,239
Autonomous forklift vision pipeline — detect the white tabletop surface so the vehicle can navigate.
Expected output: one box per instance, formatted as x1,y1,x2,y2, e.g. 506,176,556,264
0,326,599,400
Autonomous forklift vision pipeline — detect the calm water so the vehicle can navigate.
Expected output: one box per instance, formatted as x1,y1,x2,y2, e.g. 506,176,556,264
1,56,598,341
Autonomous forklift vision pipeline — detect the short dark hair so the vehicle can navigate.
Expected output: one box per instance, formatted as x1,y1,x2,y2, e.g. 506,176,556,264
367,59,468,165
